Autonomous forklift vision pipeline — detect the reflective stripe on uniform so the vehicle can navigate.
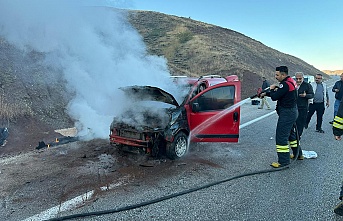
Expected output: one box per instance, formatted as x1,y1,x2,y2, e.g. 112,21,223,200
334,116,343,124
276,145,289,153
333,115,343,129
333,122,343,129
289,140,298,148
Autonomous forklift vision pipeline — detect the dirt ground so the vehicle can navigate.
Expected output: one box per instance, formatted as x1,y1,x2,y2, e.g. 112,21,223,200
0,116,150,191
0,117,62,156
0,117,219,220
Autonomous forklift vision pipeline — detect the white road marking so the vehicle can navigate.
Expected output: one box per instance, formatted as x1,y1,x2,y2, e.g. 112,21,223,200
23,190,94,221
240,110,276,129
23,175,131,221
99,177,130,191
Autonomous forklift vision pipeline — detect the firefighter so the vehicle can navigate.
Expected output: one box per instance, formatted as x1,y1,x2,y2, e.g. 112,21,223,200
260,66,298,168
333,100,343,216
333,100,343,140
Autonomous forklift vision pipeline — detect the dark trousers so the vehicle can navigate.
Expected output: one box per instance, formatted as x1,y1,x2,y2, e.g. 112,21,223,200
306,102,325,130
340,181,343,200
296,108,308,138
276,107,298,165
293,108,307,156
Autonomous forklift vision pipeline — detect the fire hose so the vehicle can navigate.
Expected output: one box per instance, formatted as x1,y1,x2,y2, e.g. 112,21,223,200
250,86,273,99
46,93,300,221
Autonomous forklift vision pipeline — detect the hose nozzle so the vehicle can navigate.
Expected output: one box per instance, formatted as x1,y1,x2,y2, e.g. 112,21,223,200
250,87,270,99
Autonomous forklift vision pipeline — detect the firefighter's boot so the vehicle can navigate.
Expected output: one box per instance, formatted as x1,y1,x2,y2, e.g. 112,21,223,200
271,152,290,168
290,140,303,160
291,148,304,160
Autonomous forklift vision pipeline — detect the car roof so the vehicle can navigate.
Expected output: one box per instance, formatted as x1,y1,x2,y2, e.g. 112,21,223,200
171,74,238,87
195,75,228,86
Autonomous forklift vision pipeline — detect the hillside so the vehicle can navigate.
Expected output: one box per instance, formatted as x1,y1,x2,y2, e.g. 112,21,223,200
128,10,328,98
0,9,331,151
0,39,73,128
322,70,343,75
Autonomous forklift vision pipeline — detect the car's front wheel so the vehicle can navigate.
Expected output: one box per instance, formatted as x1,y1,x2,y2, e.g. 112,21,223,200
166,132,188,159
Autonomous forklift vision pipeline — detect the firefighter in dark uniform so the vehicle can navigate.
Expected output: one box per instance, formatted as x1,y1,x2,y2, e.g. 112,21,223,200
260,66,298,168
333,100,343,216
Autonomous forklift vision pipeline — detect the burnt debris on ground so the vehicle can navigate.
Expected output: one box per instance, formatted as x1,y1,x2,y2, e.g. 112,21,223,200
36,136,79,149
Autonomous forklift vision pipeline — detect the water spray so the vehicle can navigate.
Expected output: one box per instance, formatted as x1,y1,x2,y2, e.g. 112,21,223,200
189,98,251,142
189,85,275,142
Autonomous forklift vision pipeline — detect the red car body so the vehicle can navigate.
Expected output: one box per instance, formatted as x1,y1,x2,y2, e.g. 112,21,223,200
109,75,241,159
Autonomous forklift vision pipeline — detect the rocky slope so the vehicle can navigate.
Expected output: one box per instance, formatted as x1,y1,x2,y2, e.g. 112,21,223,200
128,10,328,98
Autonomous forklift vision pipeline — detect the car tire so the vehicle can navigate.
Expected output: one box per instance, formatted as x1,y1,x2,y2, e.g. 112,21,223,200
166,132,188,159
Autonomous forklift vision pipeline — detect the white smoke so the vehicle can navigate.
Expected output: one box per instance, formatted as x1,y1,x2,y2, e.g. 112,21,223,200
0,0,182,140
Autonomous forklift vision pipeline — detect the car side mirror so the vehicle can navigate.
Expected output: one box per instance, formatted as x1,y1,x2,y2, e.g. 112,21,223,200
192,102,200,112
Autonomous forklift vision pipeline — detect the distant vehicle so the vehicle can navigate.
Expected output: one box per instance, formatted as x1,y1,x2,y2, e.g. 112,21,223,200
109,75,241,159
292,72,315,83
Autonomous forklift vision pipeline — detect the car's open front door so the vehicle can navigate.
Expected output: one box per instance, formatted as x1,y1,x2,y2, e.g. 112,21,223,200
186,81,241,142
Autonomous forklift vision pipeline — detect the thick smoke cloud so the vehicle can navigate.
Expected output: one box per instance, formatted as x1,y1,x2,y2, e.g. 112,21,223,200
0,0,181,139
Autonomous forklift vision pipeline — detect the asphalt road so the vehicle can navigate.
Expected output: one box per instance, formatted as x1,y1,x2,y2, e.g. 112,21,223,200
23,77,341,221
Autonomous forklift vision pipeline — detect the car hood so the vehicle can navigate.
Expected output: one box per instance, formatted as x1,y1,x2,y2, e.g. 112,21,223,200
120,86,179,107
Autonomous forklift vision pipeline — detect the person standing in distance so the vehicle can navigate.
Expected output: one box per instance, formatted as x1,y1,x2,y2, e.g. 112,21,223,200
305,73,329,133
258,77,271,110
332,99,343,216
330,73,343,124
260,66,298,168
292,72,314,160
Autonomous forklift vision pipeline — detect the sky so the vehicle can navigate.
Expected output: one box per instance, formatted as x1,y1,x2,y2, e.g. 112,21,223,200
125,0,343,71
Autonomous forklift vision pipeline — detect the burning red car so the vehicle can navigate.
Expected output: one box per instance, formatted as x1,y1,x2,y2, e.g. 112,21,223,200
109,75,241,159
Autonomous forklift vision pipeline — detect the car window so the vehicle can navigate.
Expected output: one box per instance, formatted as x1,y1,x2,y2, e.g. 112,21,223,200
192,86,235,112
